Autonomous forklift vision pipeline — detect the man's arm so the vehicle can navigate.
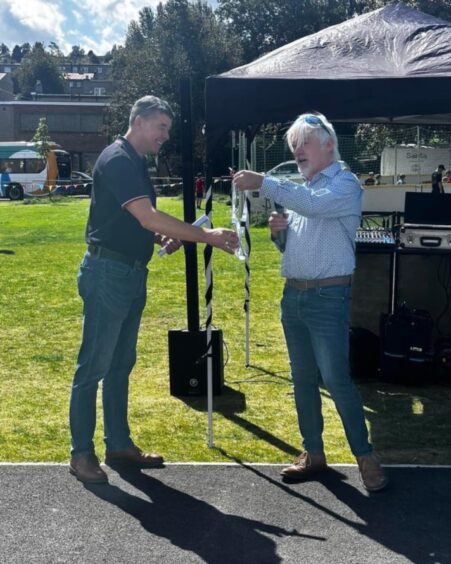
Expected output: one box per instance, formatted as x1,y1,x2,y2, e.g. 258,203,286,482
233,170,361,218
124,197,237,253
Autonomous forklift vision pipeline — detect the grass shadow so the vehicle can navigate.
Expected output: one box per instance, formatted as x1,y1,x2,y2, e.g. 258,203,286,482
357,379,451,464
178,385,299,458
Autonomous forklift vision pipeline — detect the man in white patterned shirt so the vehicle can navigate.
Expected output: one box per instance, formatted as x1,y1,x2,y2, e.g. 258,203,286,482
233,113,387,492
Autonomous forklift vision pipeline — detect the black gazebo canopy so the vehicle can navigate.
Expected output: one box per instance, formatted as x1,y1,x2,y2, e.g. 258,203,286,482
205,2,451,149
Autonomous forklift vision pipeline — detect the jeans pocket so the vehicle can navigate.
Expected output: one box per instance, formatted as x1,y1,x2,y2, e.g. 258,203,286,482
104,259,133,279
318,285,350,301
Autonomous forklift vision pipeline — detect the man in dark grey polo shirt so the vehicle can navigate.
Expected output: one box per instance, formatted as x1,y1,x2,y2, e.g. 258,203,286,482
69,95,238,484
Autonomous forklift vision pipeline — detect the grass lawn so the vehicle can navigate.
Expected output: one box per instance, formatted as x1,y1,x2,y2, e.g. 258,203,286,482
0,197,450,464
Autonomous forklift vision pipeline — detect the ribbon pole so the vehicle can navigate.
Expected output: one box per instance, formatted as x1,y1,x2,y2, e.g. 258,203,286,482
244,192,251,367
203,181,214,447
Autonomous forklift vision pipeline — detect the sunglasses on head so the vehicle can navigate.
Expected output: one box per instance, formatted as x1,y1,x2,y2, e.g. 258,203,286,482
303,115,332,136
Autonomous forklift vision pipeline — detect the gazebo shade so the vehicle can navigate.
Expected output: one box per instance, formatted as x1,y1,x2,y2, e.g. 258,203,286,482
205,2,451,144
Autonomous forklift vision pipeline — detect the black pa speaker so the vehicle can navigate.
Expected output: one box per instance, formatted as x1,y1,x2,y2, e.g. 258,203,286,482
379,306,434,385
168,329,224,396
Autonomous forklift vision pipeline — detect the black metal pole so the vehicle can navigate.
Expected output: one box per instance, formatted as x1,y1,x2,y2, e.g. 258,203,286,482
180,78,200,332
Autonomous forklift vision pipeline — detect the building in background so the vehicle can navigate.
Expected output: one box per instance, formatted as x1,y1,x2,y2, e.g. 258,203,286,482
0,73,14,101
0,100,109,172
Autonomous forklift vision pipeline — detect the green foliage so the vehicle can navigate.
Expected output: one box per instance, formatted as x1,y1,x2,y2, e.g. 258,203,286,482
217,0,451,63
31,117,53,159
87,50,100,64
250,212,270,227
14,42,64,98
68,45,85,62
355,124,451,165
217,0,349,62
107,0,243,170
0,43,9,59
10,43,30,63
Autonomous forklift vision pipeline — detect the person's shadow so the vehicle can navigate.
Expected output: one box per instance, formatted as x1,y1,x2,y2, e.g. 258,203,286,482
86,466,324,563
318,466,451,563
217,457,451,564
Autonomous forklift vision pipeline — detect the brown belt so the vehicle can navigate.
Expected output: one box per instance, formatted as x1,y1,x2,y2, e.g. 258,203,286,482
286,275,352,291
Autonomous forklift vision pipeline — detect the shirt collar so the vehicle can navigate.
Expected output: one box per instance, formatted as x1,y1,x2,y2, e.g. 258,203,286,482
309,161,341,184
116,136,145,166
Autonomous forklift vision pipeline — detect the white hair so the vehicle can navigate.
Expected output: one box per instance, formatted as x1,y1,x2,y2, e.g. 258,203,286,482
286,112,340,161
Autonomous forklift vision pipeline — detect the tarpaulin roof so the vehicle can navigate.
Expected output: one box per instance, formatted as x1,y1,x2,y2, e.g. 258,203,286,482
205,2,451,142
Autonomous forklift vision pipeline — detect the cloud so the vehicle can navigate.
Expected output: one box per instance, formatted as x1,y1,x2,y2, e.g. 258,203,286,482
0,0,216,55
7,0,67,48
0,0,70,52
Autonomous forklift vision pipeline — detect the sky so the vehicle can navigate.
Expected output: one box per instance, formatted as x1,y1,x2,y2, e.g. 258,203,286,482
0,0,217,56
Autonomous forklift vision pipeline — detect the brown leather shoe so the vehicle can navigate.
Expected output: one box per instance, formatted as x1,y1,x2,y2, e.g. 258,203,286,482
105,445,164,468
280,451,327,481
69,454,108,484
357,452,388,492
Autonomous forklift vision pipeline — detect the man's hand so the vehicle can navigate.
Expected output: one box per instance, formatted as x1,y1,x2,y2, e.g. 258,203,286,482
268,211,288,237
233,170,265,191
158,235,183,255
205,228,239,254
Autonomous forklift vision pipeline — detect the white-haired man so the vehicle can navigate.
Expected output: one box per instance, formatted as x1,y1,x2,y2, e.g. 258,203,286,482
233,112,387,492
69,95,238,484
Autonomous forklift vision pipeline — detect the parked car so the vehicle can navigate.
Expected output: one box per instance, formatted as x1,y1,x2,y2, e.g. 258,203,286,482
52,171,92,196
70,171,92,196
267,160,299,177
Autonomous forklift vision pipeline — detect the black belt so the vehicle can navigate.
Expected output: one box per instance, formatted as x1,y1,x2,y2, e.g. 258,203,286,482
87,245,146,270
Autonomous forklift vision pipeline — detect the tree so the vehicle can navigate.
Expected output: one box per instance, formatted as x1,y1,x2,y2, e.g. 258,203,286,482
11,43,31,64
107,0,242,170
217,0,451,64
11,45,23,63
48,41,64,58
31,117,53,161
87,50,100,64
0,43,10,61
217,0,349,62
14,42,65,98
69,45,85,63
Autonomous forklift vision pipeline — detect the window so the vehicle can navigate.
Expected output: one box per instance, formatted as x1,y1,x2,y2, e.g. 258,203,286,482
0,159,24,173
25,158,46,174
93,87,106,96
80,114,103,132
20,113,42,131
47,113,78,132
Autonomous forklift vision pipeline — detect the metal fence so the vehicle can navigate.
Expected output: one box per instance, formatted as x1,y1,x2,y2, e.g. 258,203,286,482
233,126,451,184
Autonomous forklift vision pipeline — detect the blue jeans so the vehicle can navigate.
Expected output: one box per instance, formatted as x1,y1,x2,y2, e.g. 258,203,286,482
69,252,148,457
281,284,372,457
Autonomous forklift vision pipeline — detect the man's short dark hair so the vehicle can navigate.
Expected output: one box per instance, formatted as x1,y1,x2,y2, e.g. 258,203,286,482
129,95,174,126
438,164,446,170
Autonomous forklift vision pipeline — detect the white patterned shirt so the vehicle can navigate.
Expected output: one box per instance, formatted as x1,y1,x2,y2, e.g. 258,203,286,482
260,161,362,280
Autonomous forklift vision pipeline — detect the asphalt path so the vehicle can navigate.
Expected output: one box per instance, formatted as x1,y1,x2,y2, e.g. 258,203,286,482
1,463,450,563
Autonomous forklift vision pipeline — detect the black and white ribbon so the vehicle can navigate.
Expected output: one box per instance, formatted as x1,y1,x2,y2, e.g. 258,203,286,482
231,177,252,366
203,180,214,447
